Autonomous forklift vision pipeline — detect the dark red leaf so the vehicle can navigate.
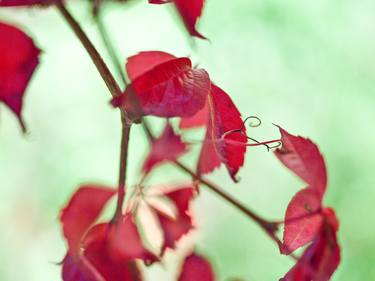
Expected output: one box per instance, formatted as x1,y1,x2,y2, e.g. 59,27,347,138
282,188,323,255
142,123,188,174
112,55,210,120
0,22,40,131
149,0,206,39
83,224,143,281
106,216,158,264
275,127,327,197
178,253,215,281
62,254,105,281
0,0,47,6
197,84,247,182
149,0,171,4
174,0,206,39
179,101,208,129
60,185,116,255
150,186,195,254
197,121,222,175
126,51,176,81
281,208,340,281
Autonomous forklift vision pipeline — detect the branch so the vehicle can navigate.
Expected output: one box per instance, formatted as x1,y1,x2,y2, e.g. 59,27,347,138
113,114,132,221
56,2,131,221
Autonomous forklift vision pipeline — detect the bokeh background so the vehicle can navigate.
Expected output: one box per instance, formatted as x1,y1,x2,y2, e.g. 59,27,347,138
1,0,375,280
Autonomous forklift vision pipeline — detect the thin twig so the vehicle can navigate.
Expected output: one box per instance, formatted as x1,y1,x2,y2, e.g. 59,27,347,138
114,114,132,221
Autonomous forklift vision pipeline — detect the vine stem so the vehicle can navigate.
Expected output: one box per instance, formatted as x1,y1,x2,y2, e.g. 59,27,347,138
56,2,131,220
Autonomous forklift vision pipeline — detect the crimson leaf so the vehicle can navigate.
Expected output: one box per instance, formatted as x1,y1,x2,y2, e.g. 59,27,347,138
60,185,116,255
197,84,247,182
112,53,210,120
142,122,188,174
149,0,206,39
275,126,327,197
281,188,323,255
148,186,195,254
281,208,340,281
178,253,215,281
0,22,40,131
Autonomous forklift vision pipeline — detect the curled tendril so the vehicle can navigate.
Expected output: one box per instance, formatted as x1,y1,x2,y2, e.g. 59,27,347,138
220,116,281,151
242,116,262,129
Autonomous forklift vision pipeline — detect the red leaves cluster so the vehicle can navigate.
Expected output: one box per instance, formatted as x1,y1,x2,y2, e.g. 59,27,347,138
0,22,40,131
60,184,198,281
275,127,340,281
149,0,207,39
113,51,248,181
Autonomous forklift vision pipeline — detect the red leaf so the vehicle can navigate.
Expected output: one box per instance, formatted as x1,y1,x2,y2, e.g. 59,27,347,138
275,127,327,197
0,22,40,131
281,209,340,281
179,101,208,129
142,123,188,174
62,254,105,281
126,51,176,81
282,188,323,255
60,185,116,255
178,253,215,281
150,186,195,253
149,0,206,39
197,121,222,175
106,216,158,264
174,0,206,39
82,224,143,281
112,55,210,120
0,0,46,6
197,84,247,181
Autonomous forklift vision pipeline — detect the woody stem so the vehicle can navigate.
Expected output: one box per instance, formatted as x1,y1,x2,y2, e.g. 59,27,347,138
56,2,131,220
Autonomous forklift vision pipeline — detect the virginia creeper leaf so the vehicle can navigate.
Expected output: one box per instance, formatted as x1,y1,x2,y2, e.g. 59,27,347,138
197,84,247,182
83,224,143,281
149,186,195,254
0,22,40,131
62,254,105,281
281,208,340,281
60,185,116,255
149,0,206,39
179,101,208,129
282,188,323,255
0,0,47,6
275,127,327,197
178,253,215,281
126,51,176,81
112,55,210,120
106,215,158,264
142,122,188,174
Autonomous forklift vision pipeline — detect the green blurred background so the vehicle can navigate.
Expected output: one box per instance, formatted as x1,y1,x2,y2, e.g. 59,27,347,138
1,0,375,280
